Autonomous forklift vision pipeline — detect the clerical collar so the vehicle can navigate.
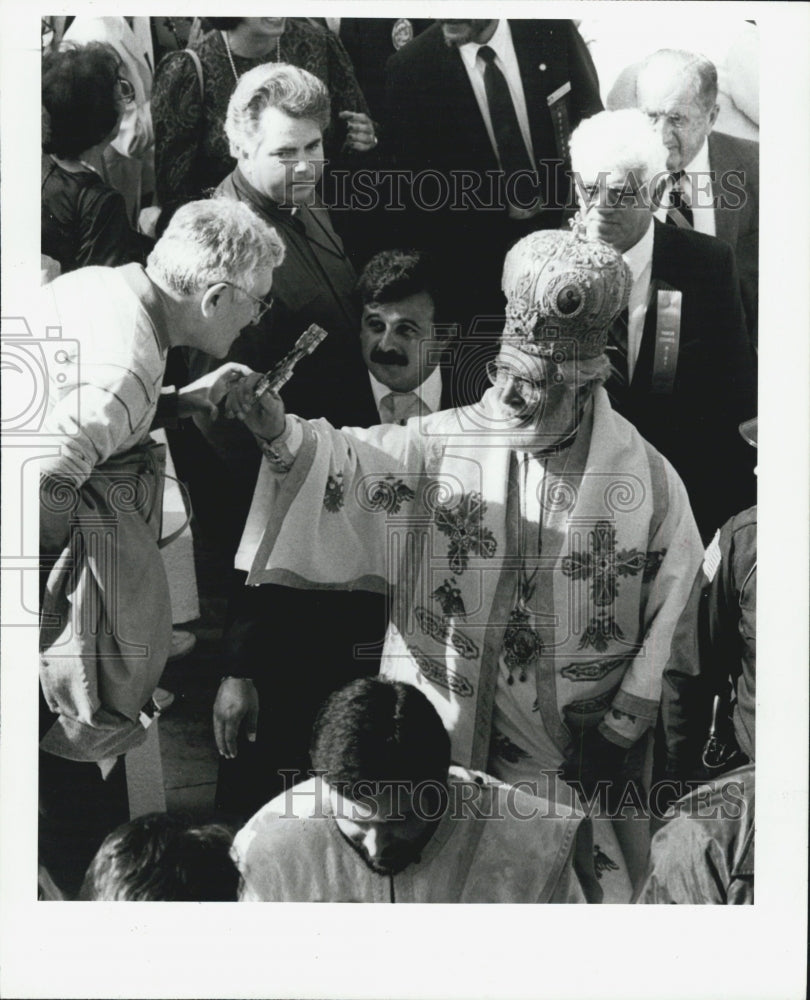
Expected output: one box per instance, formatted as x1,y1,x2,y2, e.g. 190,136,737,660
232,166,300,218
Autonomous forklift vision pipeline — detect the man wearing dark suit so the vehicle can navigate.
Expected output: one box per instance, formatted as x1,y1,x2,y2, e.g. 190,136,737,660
384,19,603,332
201,138,382,822
570,109,757,540
635,49,759,349
309,17,435,122
301,17,434,268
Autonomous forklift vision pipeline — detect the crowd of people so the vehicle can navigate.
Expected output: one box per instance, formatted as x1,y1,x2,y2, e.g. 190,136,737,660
38,16,758,905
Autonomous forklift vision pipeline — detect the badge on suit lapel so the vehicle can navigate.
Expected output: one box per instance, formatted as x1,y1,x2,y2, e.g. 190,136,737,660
546,80,572,160
391,19,414,50
650,284,683,395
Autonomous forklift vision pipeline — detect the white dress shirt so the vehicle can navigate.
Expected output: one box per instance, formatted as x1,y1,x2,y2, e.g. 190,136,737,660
457,19,536,171
368,366,443,422
622,220,655,380
654,139,716,237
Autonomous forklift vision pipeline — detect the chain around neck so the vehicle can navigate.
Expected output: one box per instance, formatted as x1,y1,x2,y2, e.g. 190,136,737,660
222,30,281,83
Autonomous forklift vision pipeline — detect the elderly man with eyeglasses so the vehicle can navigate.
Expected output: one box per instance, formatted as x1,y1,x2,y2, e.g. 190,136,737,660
570,108,757,542
37,198,284,897
225,226,704,900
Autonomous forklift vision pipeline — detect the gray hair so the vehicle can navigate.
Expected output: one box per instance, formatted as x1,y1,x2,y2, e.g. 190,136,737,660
146,199,286,296
225,62,331,157
639,49,719,113
570,109,668,189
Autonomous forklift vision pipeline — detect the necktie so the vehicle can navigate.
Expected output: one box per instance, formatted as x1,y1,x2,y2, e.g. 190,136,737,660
606,307,630,392
379,391,425,425
477,45,533,178
666,171,694,229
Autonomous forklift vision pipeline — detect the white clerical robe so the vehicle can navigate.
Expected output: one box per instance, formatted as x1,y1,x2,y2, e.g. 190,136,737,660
237,387,703,899
234,768,596,902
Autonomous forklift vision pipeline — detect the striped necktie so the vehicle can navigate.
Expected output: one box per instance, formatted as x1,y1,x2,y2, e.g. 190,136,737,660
666,171,694,229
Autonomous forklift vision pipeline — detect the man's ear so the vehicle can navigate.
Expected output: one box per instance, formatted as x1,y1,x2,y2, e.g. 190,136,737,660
707,103,720,130
201,282,229,319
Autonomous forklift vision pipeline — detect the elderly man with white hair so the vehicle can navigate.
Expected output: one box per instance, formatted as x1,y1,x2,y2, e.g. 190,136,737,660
569,109,756,540
636,48,759,348
38,198,284,897
225,226,704,899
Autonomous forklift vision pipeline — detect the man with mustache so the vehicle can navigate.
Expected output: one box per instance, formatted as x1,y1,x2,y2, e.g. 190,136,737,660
357,249,459,422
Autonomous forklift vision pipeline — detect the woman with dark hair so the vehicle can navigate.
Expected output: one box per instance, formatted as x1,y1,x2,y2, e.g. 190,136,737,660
151,17,376,225
41,42,151,272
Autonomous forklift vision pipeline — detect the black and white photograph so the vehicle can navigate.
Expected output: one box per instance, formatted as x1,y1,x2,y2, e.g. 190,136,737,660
1,2,808,998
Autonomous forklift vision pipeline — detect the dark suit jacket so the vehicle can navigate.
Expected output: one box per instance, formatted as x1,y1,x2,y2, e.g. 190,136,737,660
384,19,602,325
182,168,379,552
201,169,378,428
337,17,434,122
708,131,759,348
385,19,601,181
609,220,757,538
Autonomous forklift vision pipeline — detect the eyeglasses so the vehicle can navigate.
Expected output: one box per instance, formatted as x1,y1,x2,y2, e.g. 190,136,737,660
116,76,136,104
222,282,274,325
645,111,690,129
486,360,547,401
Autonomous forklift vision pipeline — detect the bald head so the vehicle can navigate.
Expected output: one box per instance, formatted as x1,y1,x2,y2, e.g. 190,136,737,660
636,49,719,171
